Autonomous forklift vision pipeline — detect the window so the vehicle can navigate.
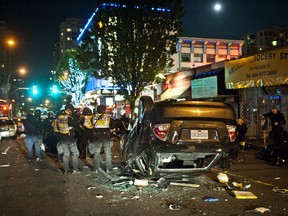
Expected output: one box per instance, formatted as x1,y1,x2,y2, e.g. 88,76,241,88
207,54,215,63
181,53,191,62
67,28,72,32
194,54,203,63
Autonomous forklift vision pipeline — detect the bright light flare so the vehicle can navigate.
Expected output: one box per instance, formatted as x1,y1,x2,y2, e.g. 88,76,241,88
214,3,222,12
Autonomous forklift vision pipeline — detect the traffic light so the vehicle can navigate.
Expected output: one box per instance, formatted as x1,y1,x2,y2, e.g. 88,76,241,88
32,85,38,94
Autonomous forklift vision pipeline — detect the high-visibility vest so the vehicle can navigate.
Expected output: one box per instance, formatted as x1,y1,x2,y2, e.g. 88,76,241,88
94,113,110,129
83,115,94,129
52,119,59,132
57,114,70,134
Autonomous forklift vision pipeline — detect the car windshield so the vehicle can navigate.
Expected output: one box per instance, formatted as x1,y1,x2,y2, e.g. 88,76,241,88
0,119,14,126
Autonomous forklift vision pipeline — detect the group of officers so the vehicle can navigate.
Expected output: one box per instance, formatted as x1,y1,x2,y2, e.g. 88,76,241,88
23,103,129,174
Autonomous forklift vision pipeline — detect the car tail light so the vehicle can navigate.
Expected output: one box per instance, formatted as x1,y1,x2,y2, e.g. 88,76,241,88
152,124,170,141
226,125,236,142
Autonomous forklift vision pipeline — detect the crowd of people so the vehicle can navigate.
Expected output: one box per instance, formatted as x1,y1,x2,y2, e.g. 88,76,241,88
21,97,287,173
22,101,134,174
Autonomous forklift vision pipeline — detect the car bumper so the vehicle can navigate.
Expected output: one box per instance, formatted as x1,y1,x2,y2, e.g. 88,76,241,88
0,131,16,138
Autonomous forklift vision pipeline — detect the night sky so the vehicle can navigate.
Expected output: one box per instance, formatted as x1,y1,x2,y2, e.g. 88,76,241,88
1,0,288,87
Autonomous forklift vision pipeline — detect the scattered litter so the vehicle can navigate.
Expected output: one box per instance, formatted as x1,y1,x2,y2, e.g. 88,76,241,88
272,188,288,194
274,177,281,180
243,184,251,190
34,169,39,171
232,182,243,189
247,207,271,214
156,178,170,190
99,168,113,180
231,190,257,199
0,164,10,167
131,195,140,200
169,204,180,210
210,186,225,191
87,186,97,190
203,197,219,202
1,146,10,154
112,179,134,187
170,182,200,188
134,179,149,187
217,172,229,183
95,194,103,199
254,207,270,213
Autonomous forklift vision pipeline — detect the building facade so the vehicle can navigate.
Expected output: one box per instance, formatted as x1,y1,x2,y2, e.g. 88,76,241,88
168,37,244,73
225,46,288,139
242,25,288,55
52,18,85,70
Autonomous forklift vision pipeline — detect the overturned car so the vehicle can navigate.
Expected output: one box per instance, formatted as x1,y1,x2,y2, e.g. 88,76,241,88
121,96,237,179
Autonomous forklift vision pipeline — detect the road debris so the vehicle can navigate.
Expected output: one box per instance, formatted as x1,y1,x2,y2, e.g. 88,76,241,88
272,188,288,194
87,186,97,190
203,197,219,202
246,207,271,214
95,194,103,199
217,172,229,183
156,178,170,190
170,182,200,188
0,164,10,167
168,204,180,210
231,190,257,199
134,179,149,187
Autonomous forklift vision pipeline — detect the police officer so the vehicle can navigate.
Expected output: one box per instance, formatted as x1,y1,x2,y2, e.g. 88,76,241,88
88,105,115,173
56,105,80,174
79,107,94,158
23,109,44,163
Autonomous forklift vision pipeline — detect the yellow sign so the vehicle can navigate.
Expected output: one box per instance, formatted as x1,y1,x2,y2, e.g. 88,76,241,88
225,47,288,89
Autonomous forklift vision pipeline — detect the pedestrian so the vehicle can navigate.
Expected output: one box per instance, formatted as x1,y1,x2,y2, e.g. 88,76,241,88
88,104,116,173
236,118,248,152
79,107,94,158
23,109,44,163
56,105,80,174
262,107,286,146
43,111,56,152
262,107,287,165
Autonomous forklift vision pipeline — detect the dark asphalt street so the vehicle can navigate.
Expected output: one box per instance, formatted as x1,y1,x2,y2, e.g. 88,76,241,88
0,138,288,216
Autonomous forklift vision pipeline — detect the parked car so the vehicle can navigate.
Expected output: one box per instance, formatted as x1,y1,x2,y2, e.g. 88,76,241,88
0,117,17,140
121,96,237,179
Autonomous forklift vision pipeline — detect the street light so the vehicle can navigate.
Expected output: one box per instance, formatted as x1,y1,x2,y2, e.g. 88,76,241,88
6,68,26,99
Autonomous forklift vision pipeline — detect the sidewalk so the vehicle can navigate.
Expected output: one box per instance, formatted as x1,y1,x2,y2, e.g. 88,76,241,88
245,138,265,150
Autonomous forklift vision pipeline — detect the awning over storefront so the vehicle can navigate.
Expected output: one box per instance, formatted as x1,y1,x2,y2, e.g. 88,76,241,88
160,85,190,101
225,47,288,89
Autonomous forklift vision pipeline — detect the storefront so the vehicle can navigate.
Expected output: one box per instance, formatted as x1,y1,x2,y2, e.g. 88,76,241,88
225,47,288,139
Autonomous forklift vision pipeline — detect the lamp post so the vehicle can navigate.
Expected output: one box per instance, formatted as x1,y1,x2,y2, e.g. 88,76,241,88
6,68,26,100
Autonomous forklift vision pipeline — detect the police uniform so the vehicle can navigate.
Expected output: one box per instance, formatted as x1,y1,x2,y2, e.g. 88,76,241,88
56,109,80,174
79,107,94,158
88,105,114,172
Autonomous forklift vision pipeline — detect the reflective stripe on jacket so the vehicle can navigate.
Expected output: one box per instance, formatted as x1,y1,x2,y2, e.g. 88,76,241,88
94,113,110,129
83,115,94,129
57,115,70,134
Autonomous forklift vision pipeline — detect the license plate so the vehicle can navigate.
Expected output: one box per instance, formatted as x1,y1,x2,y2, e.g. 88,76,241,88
191,130,208,139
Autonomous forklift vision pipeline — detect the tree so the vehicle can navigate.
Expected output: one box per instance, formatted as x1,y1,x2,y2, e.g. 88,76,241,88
55,50,89,107
77,0,183,113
